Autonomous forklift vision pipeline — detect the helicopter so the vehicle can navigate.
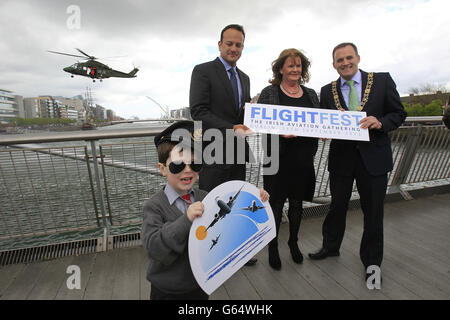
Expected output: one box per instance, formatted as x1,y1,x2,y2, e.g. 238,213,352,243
48,48,139,82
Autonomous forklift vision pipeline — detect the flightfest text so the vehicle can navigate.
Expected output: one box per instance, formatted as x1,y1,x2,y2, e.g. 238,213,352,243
244,103,370,141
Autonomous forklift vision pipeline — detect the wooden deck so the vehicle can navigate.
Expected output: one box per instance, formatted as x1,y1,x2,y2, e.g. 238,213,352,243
1,193,449,300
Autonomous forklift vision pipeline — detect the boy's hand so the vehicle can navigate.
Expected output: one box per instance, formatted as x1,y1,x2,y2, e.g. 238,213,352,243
187,201,204,222
259,188,270,202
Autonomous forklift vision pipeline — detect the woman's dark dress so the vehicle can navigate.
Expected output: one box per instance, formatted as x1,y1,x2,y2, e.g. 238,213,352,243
260,86,319,246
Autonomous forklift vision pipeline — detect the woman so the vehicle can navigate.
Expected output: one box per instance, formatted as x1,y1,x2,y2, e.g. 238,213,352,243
259,48,319,270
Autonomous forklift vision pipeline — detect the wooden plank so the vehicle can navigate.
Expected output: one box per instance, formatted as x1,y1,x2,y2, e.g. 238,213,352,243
1,193,448,300
210,284,230,300
347,209,450,295
351,207,450,269
275,222,355,300
140,248,151,300
301,215,422,300
383,217,450,268
237,263,290,300
27,256,74,299
344,218,449,299
256,241,323,300
82,250,118,300
387,199,450,232
111,247,141,300
388,209,450,239
55,252,96,300
223,269,261,300
240,254,292,300
0,263,26,298
405,195,450,220
299,236,388,300
306,216,379,299
0,262,47,300
383,210,450,256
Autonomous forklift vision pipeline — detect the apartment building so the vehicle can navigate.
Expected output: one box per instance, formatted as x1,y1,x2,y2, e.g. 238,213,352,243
0,89,24,123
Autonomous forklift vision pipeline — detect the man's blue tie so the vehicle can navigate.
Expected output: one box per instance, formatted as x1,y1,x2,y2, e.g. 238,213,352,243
229,68,240,110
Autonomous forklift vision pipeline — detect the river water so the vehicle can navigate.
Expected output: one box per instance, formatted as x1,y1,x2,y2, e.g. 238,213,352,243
1,123,448,251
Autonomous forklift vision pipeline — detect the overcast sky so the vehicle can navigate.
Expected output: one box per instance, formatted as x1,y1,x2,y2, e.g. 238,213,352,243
1,0,449,119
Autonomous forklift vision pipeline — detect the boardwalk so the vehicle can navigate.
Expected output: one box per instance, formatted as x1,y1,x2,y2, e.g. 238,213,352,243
1,193,449,300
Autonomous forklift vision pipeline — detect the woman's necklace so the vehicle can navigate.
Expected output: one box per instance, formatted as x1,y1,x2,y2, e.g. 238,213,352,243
281,83,301,95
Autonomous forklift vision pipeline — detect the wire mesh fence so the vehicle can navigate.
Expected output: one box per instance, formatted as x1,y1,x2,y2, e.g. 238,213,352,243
0,146,99,243
0,123,448,251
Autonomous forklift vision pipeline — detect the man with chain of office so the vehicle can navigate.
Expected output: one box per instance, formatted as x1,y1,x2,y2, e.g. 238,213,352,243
308,42,407,288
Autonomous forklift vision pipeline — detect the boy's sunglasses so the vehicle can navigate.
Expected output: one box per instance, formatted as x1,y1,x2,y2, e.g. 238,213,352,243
166,161,203,174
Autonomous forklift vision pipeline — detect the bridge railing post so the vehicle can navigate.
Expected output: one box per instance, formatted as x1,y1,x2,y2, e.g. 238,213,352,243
88,140,109,251
389,125,423,199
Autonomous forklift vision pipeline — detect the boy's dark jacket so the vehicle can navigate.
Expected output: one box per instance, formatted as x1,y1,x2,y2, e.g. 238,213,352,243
142,187,207,294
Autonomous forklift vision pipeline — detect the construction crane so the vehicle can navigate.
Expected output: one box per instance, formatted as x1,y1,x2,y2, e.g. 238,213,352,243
146,96,170,119
82,87,96,130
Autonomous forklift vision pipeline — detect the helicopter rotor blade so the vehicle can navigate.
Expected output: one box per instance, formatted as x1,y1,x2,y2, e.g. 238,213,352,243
76,48,96,60
47,50,87,59
100,55,128,60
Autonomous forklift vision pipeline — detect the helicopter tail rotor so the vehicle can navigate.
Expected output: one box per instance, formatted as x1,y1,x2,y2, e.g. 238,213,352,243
128,67,139,77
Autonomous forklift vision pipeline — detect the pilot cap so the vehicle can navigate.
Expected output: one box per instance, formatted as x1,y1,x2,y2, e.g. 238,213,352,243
154,120,203,148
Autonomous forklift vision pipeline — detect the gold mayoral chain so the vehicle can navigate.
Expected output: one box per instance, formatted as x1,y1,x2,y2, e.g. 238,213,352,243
331,72,374,111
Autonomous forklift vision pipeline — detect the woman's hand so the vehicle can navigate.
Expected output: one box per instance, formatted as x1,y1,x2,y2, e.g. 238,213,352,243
259,188,270,202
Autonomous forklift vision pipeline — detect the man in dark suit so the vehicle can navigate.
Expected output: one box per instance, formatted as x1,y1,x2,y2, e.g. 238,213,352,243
189,24,251,192
189,24,256,265
308,43,406,286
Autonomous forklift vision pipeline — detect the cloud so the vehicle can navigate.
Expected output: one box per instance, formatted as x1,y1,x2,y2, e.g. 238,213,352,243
1,0,449,119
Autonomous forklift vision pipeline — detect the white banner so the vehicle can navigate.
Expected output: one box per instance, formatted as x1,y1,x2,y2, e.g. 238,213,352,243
244,103,369,141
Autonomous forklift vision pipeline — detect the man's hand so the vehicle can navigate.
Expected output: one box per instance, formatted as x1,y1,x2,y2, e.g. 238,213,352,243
359,116,382,130
186,201,204,222
233,124,253,137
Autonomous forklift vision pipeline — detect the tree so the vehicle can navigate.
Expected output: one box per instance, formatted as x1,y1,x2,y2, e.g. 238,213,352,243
404,99,444,117
408,83,448,95
424,99,443,116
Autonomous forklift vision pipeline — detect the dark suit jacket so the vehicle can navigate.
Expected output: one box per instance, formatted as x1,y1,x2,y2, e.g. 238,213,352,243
320,70,406,176
189,57,251,166
190,57,251,129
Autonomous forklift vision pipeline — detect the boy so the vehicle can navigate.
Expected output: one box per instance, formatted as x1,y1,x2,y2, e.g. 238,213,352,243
142,120,268,300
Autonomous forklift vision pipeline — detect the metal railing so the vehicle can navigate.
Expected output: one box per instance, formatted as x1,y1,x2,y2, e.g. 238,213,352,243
0,118,448,262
